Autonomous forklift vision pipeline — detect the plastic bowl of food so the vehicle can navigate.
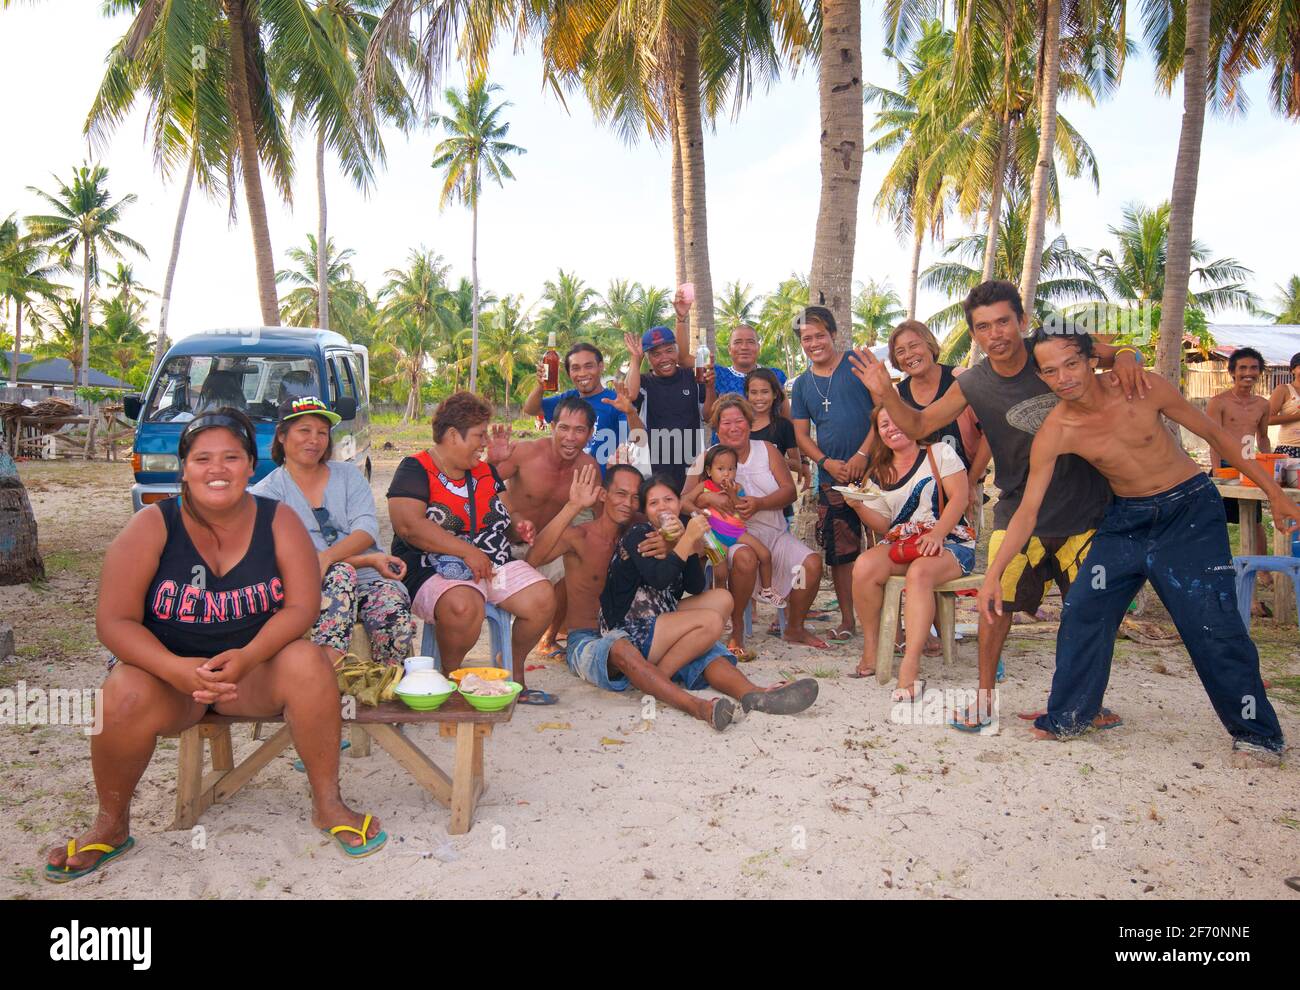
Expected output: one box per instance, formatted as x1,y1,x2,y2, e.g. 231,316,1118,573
395,685,457,711
1212,467,1239,480
457,677,523,712
448,666,510,683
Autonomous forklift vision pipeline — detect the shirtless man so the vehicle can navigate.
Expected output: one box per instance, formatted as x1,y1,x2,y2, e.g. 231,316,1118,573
527,463,817,730
977,327,1299,765
1206,347,1272,558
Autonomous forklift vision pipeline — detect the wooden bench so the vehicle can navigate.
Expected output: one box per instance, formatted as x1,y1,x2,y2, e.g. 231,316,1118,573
874,573,985,684
167,694,515,836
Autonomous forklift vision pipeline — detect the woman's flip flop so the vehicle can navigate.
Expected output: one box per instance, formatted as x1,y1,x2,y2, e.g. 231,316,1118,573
322,814,387,858
518,688,559,706
45,836,136,883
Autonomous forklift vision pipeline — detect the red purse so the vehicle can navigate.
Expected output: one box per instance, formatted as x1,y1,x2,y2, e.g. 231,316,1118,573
887,447,945,565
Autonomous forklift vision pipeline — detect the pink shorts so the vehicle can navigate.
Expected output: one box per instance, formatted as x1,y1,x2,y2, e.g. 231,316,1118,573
411,559,549,621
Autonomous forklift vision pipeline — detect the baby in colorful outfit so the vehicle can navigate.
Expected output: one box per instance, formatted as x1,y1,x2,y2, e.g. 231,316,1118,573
701,445,786,608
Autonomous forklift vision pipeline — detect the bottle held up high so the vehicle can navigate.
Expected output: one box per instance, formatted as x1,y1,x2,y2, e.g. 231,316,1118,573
542,332,560,393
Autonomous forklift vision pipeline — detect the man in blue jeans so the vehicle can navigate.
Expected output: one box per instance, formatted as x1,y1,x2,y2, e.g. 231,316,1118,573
978,325,1300,766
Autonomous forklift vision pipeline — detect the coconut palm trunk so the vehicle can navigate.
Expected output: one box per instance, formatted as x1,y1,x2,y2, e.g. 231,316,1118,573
982,115,1011,281
674,30,715,354
0,451,44,585
906,211,923,320
1018,0,1061,313
79,239,92,388
1155,0,1210,385
469,180,481,392
10,301,23,386
224,0,281,327
670,97,688,288
809,0,864,355
152,155,196,378
316,127,329,331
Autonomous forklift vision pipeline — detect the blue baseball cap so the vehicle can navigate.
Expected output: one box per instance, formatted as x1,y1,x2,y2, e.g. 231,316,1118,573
642,326,676,351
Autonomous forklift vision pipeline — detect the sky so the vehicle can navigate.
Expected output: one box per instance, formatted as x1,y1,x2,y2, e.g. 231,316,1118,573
2,2,1299,346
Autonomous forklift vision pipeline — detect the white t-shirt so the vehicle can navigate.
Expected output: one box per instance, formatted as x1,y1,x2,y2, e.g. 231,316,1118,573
874,442,972,544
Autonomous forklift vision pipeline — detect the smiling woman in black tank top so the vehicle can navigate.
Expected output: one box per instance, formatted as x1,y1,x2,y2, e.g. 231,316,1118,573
44,409,386,883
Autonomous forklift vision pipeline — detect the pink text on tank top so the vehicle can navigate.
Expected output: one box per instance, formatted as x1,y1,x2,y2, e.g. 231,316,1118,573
151,577,285,623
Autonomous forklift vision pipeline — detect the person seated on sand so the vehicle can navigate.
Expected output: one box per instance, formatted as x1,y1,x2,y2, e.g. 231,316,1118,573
845,407,975,697
47,409,384,883
527,465,819,729
977,326,1300,766
251,396,415,667
681,396,828,659
386,391,557,704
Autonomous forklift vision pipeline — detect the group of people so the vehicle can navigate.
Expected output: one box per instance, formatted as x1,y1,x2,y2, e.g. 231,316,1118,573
45,279,1299,882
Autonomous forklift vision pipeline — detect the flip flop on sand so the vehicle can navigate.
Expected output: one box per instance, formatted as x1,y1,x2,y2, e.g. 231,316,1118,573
322,814,387,859
847,667,874,679
45,836,135,884
891,679,926,703
293,738,350,773
709,698,736,731
518,688,559,706
740,678,819,715
826,627,854,642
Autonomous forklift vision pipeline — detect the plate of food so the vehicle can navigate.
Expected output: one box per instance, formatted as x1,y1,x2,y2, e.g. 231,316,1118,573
457,674,524,712
832,481,886,503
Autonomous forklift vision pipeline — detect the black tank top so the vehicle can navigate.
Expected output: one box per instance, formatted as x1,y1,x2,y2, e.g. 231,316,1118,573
143,495,285,659
899,364,970,468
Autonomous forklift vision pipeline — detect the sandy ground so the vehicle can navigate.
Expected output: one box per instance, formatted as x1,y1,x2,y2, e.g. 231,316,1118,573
2,447,1299,900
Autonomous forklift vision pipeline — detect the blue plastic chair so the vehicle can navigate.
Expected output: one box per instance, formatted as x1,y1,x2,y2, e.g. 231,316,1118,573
418,602,514,673
704,562,788,637
1231,555,1300,630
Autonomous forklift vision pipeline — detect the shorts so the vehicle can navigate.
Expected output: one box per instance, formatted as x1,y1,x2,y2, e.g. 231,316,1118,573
945,541,976,576
816,484,863,566
512,542,564,583
566,628,631,692
671,640,738,691
411,559,548,621
987,529,1095,614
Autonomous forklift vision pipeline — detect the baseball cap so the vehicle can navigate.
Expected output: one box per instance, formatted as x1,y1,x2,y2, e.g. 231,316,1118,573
276,395,342,427
641,326,677,351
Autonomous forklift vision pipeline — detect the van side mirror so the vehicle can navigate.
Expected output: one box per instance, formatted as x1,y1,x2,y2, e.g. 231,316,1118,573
334,396,357,422
123,394,143,421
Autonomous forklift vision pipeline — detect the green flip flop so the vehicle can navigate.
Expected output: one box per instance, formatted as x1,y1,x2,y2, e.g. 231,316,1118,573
322,814,387,858
45,836,136,884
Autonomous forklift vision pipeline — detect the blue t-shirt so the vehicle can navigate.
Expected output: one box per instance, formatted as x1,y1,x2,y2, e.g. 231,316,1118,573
790,355,874,487
541,387,626,472
713,364,787,399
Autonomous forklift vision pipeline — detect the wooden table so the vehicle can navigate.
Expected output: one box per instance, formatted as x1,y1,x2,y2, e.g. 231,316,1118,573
169,694,515,836
1215,481,1300,626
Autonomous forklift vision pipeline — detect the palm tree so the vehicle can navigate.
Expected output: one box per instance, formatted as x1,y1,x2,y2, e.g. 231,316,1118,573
25,165,146,387
0,214,65,385
756,274,810,381
277,0,415,332
853,280,906,347
1263,276,1300,324
807,0,863,351
105,262,154,310
430,76,525,393
920,194,1104,361
477,294,537,417
536,269,600,354
32,299,96,375
716,281,759,337
96,296,152,387
379,249,462,414
276,234,370,333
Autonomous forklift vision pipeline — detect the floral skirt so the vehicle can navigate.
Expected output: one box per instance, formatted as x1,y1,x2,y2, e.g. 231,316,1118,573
315,563,414,666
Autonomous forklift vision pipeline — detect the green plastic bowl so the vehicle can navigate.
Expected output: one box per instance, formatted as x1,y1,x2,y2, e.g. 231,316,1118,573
457,680,522,712
395,686,456,711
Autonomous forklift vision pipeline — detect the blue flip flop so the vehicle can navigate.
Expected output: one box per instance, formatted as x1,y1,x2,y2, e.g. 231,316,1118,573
518,688,559,706
322,814,387,858
45,836,136,883
995,658,1006,682
948,704,995,733
293,738,350,772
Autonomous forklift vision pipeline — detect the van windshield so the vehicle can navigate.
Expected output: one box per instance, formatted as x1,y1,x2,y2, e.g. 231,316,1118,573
143,355,322,423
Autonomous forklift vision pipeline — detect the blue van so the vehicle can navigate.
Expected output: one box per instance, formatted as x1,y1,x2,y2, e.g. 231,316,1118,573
123,327,371,511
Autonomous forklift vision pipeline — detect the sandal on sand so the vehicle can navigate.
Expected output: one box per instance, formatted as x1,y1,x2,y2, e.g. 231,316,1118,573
948,704,995,733
322,814,387,858
709,698,736,731
740,678,819,715
518,688,559,706
891,679,926,703
826,627,854,642
847,667,874,679
45,836,135,884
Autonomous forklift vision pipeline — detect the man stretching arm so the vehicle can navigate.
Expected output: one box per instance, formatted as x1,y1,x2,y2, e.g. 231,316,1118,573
978,326,1299,765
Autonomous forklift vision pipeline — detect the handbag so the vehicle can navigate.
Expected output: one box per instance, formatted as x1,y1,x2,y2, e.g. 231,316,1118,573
888,446,945,565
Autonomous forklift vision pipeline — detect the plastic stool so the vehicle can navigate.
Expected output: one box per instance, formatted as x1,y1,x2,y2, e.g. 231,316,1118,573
743,601,788,638
419,602,514,673
1231,555,1300,630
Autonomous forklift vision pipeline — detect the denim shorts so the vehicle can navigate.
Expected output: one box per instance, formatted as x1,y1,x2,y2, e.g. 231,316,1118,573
946,541,976,576
670,640,737,691
566,628,631,692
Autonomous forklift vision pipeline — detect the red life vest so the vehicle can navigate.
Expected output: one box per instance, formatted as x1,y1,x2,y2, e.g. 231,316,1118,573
413,451,512,565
